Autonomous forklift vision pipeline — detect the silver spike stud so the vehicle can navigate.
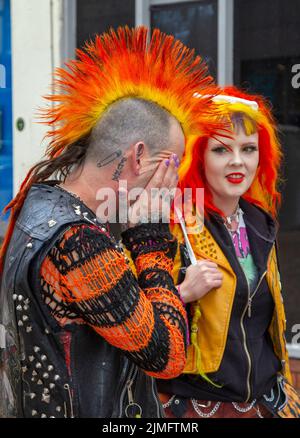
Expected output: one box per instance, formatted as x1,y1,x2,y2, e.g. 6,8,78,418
33,346,40,353
26,326,33,333
48,365,54,372
56,406,62,412
44,328,50,335
49,383,55,390
30,393,36,400
26,242,33,248
12,294,18,301
16,305,22,311
41,355,47,361
22,315,29,322
29,356,35,362
41,413,47,418
54,375,60,381
37,379,43,385
18,321,23,327
32,410,37,417
42,394,50,404
22,366,28,373
18,295,23,301
24,298,30,305
32,370,37,377
35,362,42,369
48,219,57,228
42,373,49,379
43,388,50,394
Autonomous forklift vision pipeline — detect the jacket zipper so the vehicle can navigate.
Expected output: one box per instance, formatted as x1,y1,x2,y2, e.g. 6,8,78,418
239,270,267,402
224,227,274,402
150,375,163,418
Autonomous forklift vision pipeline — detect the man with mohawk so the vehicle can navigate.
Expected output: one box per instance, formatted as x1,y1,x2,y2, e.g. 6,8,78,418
0,27,219,418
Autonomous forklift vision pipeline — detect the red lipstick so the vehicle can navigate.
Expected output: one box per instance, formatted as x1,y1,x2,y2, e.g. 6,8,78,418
226,173,245,184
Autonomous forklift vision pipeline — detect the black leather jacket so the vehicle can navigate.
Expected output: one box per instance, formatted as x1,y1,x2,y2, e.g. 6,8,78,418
0,183,164,418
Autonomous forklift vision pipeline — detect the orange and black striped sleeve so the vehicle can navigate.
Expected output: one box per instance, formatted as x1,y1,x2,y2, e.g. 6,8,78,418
40,222,188,379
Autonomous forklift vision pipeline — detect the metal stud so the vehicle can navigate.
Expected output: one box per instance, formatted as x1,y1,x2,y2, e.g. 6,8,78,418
23,305,29,311
37,379,43,385
31,377,36,382
22,315,29,322
36,362,42,369
29,356,35,362
12,294,18,301
32,410,37,416
41,355,47,361
24,298,30,305
33,346,40,353
43,388,50,394
26,242,33,248
56,406,62,412
18,321,23,327
49,383,55,390
41,413,47,418
16,305,22,311
32,370,37,376
22,366,28,373
54,375,60,381
42,394,50,404
50,416,56,418
42,372,49,379
101,227,106,232
48,365,54,371
45,328,50,334
26,326,33,333
48,219,57,228
18,295,23,301
30,393,36,400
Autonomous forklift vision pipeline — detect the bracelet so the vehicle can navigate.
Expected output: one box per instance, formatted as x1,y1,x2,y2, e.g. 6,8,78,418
177,285,190,345
176,284,186,307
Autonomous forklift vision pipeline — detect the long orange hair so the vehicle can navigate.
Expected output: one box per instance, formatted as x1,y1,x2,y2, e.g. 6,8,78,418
178,86,283,218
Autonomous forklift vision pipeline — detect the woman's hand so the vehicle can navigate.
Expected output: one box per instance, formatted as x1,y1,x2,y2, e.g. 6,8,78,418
178,260,223,304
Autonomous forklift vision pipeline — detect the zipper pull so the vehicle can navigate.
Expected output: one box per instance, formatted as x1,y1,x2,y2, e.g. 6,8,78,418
127,379,134,405
248,297,252,318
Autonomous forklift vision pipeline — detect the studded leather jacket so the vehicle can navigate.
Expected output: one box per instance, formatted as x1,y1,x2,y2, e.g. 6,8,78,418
0,183,167,418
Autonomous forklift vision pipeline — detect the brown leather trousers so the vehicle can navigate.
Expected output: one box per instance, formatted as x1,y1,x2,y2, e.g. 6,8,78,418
159,393,275,418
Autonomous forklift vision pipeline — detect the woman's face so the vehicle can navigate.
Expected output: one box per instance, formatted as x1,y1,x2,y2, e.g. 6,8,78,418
204,126,259,206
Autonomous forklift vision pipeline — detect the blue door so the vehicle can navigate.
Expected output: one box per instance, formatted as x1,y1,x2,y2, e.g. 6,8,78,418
0,0,13,220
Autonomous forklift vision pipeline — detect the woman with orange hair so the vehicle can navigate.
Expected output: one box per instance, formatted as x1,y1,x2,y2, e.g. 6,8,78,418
158,86,300,418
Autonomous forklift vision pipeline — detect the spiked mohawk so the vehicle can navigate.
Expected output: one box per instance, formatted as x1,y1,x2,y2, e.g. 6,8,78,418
42,26,220,158
0,26,221,273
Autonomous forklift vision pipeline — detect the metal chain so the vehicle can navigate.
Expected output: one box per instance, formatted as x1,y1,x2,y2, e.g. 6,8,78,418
231,399,257,413
162,395,176,409
191,399,221,418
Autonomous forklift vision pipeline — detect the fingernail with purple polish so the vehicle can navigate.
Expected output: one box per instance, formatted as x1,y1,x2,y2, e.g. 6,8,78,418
165,159,170,167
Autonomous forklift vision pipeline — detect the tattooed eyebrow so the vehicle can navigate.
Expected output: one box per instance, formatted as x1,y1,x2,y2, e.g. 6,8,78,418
97,149,122,167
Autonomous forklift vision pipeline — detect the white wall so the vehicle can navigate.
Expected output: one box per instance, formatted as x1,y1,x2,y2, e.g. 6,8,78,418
11,0,76,194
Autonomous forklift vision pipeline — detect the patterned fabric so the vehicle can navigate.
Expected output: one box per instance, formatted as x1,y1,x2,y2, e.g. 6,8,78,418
40,222,188,379
229,211,259,290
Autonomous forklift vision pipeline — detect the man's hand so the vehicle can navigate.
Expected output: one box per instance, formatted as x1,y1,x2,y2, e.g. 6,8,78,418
178,260,223,304
124,153,179,228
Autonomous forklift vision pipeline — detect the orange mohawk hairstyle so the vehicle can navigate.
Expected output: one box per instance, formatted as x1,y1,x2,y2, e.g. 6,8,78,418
42,26,220,157
0,26,221,274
